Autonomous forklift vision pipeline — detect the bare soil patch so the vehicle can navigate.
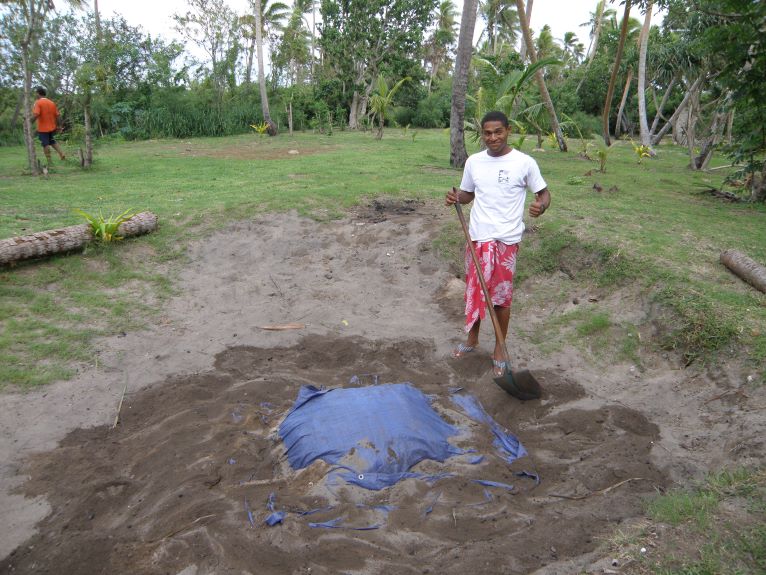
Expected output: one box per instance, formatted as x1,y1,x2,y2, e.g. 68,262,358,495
1,201,764,574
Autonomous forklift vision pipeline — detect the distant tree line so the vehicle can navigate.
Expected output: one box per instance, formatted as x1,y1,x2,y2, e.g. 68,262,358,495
0,0,763,198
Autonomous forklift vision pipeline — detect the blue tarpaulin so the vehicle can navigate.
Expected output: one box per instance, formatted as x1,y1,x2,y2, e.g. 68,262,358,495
264,382,534,528
279,383,464,490
450,392,528,463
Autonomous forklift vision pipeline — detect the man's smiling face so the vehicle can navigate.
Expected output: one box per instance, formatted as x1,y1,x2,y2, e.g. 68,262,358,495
481,120,510,156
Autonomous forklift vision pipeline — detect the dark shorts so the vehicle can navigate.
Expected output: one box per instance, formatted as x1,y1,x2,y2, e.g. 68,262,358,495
38,131,57,147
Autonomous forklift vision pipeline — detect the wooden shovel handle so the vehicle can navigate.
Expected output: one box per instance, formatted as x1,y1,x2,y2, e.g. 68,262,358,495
454,201,511,366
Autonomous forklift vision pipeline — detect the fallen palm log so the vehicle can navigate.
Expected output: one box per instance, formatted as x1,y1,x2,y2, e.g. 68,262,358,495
0,211,158,266
720,249,766,294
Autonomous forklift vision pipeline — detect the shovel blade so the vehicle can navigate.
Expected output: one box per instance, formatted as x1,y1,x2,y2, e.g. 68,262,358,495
493,369,542,400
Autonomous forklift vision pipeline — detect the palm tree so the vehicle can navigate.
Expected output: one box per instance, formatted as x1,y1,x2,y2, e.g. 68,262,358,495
518,0,533,62
241,0,288,85
3,0,85,174
560,31,582,66
450,0,480,168
369,75,411,139
612,16,641,138
576,0,615,93
478,0,518,56
602,0,633,145
513,0,567,151
291,0,316,80
424,0,458,92
582,0,615,62
252,0,276,134
637,1,654,152
535,25,557,60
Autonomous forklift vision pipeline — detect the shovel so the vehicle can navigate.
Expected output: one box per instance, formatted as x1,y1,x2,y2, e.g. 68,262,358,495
454,200,542,400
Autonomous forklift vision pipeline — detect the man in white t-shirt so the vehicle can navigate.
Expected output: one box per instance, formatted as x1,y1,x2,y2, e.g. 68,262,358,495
445,110,551,376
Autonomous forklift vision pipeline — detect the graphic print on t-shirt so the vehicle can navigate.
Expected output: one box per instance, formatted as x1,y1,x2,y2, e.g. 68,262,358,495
498,169,511,184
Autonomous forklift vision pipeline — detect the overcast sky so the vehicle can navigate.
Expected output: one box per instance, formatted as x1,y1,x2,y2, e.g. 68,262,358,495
93,0,663,58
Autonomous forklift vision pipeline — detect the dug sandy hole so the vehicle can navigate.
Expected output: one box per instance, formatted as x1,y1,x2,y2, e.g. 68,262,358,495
0,202,763,575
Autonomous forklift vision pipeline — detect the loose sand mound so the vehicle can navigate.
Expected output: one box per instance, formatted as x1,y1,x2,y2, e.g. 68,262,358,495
1,201,763,574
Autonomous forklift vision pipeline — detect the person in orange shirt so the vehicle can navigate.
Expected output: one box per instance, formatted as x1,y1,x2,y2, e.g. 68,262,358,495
32,86,66,164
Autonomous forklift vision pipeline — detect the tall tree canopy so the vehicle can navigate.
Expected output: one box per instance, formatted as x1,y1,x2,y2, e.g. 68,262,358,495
319,0,437,129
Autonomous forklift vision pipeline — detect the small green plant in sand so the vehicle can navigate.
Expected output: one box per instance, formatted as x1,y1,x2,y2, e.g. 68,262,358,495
594,135,613,172
632,141,653,164
74,208,136,242
561,113,591,159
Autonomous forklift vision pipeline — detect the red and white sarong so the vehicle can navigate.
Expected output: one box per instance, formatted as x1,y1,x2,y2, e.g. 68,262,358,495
463,240,518,332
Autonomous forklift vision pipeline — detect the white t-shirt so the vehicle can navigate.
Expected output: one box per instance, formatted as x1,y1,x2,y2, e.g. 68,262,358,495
460,148,547,245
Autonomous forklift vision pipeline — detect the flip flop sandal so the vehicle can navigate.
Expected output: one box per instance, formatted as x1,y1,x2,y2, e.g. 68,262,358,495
492,359,508,377
450,343,475,359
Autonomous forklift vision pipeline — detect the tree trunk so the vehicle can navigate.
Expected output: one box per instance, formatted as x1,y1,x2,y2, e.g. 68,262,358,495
21,48,39,175
752,161,766,203
94,0,101,42
725,109,734,145
686,88,700,170
651,73,705,146
11,91,23,130
650,74,677,136
349,90,360,130
637,2,654,151
720,249,766,294
696,106,727,170
577,0,605,93
376,111,384,140
254,0,276,136
518,0,534,62
602,0,632,146
515,0,567,151
83,90,94,168
587,0,605,62
287,101,293,136
450,0,479,168
0,212,159,266
245,36,255,85
615,67,633,139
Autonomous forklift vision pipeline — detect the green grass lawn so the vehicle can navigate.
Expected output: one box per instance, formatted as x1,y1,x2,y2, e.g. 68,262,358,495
1,129,765,388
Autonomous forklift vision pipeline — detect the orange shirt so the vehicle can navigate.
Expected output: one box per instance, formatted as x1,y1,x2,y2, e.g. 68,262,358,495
33,97,59,132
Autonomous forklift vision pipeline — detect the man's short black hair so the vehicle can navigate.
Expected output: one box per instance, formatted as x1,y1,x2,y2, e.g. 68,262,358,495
35,86,47,97
481,110,509,129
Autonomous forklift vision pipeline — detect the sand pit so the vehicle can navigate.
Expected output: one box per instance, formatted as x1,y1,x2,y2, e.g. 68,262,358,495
1,201,763,574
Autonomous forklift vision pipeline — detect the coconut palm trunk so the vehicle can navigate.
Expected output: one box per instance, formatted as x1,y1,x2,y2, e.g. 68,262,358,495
650,73,677,136
254,0,277,135
615,67,633,139
587,0,605,62
0,212,159,266
637,1,654,152
514,0,567,151
518,0,533,62
602,0,632,145
450,0,480,168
